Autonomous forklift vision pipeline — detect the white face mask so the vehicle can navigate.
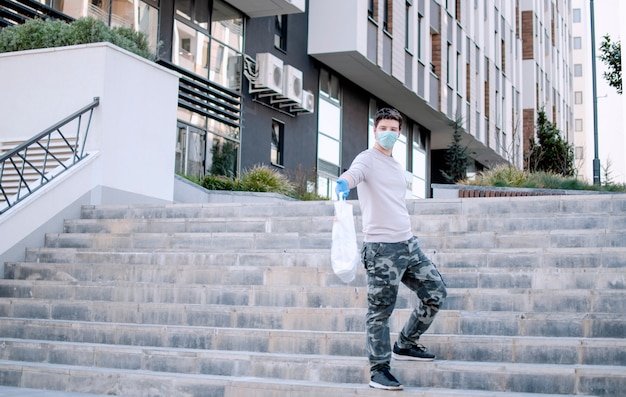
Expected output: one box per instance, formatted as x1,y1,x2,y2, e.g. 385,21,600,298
377,130,398,149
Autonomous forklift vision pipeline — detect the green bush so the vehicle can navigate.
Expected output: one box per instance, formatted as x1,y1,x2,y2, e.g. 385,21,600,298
186,164,330,201
0,17,156,61
239,165,295,196
201,174,238,191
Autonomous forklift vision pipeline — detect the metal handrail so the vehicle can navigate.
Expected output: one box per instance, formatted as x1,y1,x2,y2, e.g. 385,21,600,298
0,97,100,215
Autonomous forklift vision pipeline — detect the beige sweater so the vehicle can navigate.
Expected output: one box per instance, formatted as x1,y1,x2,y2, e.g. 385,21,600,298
342,148,413,243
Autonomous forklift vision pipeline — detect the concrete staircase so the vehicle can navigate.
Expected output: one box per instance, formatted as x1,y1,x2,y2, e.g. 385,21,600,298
1,194,625,396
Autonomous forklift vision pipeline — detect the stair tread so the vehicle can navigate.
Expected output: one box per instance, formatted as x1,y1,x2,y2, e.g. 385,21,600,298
0,360,596,397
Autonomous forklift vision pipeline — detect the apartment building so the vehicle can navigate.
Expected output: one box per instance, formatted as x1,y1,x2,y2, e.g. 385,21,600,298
1,0,577,197
569,0,625,184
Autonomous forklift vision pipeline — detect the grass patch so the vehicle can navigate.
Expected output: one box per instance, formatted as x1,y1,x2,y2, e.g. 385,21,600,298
461,165,626,192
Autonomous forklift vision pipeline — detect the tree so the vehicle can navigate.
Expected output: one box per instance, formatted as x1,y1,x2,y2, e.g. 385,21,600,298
525,109,575,177
441,118,474,183
598,34,622,94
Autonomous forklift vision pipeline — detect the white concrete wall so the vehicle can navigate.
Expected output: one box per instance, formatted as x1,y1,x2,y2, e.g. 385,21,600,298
0,43,180,262
307,0,367,56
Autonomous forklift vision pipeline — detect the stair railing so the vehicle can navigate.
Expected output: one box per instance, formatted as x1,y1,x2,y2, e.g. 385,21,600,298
0,97,100,215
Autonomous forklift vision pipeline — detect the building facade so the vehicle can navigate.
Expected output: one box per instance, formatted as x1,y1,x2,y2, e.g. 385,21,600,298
1,0,578,198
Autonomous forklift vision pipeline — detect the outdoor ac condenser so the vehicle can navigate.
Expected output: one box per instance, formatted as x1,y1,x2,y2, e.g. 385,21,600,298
283,65,303,104
255,52,283,94
301,90,315,113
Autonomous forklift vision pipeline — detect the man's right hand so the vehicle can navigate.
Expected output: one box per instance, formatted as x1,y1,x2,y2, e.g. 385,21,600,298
335,178,349,200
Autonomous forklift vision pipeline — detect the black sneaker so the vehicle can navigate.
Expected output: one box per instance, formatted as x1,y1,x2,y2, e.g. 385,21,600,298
369,367,403,390
392,342,435,361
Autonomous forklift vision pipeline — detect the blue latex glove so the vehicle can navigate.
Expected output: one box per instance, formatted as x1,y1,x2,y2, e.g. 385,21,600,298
335,178,350,200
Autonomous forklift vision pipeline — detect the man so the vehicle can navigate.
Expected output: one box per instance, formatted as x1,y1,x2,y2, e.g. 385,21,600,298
335,107,447,391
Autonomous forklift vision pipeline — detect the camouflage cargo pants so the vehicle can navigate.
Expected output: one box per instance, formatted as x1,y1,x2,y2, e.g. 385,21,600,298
361,236,447,372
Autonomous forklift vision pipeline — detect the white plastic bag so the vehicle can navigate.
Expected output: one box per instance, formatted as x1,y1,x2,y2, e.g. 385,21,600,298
330,199,359,283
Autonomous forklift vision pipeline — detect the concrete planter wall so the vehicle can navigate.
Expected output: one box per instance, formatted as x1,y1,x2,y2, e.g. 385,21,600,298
432,183,614,199
0,43,180,262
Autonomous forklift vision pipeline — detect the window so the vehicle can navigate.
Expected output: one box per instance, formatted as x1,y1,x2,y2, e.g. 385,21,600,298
417,14,423,59
317,68,343,197
271,120,284,166
383,0,391,33
274,15,288,51
573,8,581,23
575,146,584,159
574,64,582,77
405,1,412,51
575,118,583,131
575,91,583,104
573,36,581,49
368,0,375,19
446,42,451,85
173,0,244,91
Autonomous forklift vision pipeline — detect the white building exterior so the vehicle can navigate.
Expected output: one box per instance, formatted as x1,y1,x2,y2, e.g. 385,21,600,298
571,0,625,184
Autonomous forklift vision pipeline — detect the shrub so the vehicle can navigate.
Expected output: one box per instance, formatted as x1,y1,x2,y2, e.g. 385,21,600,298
239,165,295,196
462,164,626,192
0,17,156,61
201,174,237,191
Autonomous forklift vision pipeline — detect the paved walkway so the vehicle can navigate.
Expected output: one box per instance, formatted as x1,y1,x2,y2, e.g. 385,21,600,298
0,386,110,396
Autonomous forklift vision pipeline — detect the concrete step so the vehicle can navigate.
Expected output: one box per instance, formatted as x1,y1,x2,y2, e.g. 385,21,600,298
41,229,626,251
0,338,624,395
0,360,598,397
78,194,626,220
6,261,626,290
1,319,625,366
1,299,624,338
22,246,626,270
62,212,626,235
2,280,625,314
2,339,626,393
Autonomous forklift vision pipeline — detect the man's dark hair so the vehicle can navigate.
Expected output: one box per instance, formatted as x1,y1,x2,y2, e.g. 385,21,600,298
375,108,403,130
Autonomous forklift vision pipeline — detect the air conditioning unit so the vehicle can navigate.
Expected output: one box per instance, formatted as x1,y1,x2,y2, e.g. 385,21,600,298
255,52,283,94
283,65,303,104
301,90,315,113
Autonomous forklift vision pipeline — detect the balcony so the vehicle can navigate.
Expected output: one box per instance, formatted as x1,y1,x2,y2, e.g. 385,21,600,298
224,0,305,18
307,0,448,140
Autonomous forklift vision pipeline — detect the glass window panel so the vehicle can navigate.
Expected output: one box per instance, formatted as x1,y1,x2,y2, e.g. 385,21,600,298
412,146,426,178
318,135,340,165
320,69,330,95
573,37,581,49
574,64,582,77
274,15,287,50
173,20,210,77
211,0,244,51
318,100,341,140
412,175,426,198
208,117,240,140
194,0,209,29
329,75,340,100
392,132,408,170
317,175,331,198
138,2,159,54
271,120,284,166
175,125,187,175
209,41,241,90
207,132,239,178
175,0,191,19
575,118,583,131
177,107,207,129
187,128,206,179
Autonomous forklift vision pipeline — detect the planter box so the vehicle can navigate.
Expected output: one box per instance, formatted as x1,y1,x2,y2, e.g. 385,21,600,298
0,43,180,262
